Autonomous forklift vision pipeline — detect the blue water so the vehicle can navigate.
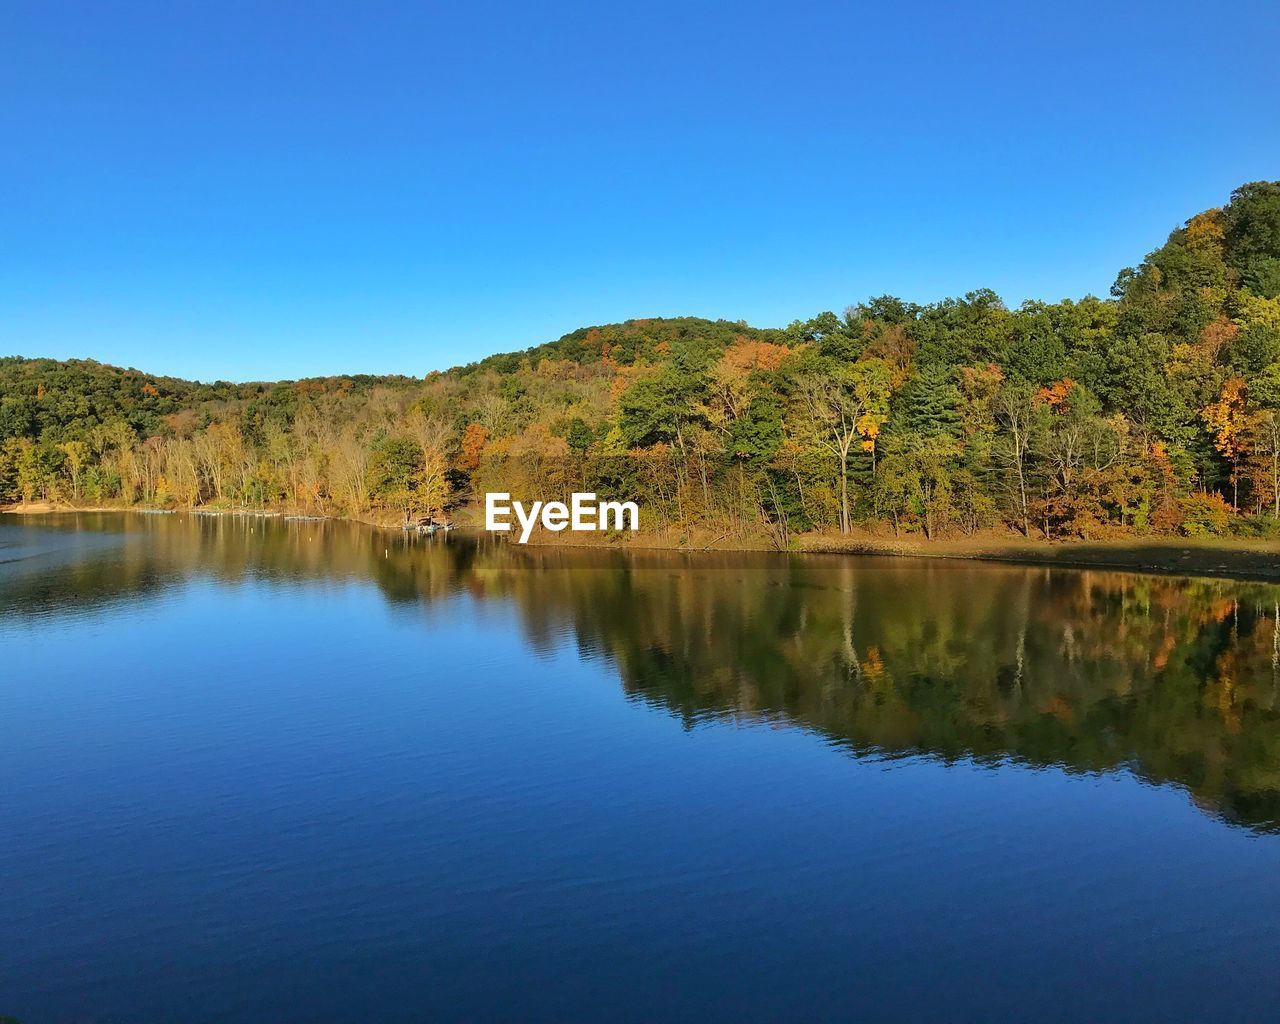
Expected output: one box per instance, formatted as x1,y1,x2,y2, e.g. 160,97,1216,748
2,515,1278,1022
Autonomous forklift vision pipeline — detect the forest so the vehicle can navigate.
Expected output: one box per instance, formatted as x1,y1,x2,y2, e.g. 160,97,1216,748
3,181,1280,546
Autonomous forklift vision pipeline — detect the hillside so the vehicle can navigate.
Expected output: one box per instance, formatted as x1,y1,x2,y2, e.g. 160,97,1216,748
3,182,1280,545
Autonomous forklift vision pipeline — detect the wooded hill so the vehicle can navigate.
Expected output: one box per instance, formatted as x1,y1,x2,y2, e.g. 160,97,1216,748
3,181,1280,544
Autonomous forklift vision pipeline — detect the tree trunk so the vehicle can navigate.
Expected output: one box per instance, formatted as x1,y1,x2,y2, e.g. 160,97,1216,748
1273,452,1279,518
839,457,850,534
1017,464,1030,537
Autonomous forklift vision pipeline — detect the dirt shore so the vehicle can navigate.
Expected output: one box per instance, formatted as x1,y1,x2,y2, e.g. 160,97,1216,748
1,501,122,515
6,503,1280,582
795,533,1280,582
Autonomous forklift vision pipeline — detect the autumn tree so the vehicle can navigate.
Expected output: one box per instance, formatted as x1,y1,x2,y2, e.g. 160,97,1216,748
793,358,892,533
1203,376,1248,508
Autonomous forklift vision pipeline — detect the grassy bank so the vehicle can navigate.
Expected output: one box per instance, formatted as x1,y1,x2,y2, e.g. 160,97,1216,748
448,514,1280,583
794,533,1280,582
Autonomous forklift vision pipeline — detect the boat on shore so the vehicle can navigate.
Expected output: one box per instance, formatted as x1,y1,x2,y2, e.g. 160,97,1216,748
404,515,453,535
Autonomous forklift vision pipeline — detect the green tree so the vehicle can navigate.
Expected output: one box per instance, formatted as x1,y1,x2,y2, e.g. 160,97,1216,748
368,436,425,518
1224,181,1280,298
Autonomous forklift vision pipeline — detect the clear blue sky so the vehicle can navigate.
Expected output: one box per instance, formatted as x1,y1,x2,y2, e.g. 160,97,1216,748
2,0,1278,382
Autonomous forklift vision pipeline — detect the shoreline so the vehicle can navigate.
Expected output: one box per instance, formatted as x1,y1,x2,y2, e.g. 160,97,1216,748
514,529,1280,583
796,534,1280,584
5,502,1280,583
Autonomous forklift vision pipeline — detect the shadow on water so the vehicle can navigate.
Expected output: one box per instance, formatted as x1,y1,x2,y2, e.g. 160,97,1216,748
5,511,1280,833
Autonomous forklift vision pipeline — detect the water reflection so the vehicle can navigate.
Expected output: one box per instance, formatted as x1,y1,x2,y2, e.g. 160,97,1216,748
5,512,1280,832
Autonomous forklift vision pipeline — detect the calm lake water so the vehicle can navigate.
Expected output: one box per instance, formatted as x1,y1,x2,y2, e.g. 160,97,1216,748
3,514,1280,1023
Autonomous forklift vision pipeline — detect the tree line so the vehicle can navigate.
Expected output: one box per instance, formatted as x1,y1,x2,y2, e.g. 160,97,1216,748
3,181,1280,544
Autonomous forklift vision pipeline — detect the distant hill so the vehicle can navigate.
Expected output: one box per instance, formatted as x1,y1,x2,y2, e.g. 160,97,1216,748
0,355,421,442
462,317,787,375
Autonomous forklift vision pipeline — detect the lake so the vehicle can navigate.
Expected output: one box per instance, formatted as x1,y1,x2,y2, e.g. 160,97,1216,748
2,513,1279,1023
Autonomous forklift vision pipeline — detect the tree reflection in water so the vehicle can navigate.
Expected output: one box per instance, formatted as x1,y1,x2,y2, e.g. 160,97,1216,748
5,512,1280,832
